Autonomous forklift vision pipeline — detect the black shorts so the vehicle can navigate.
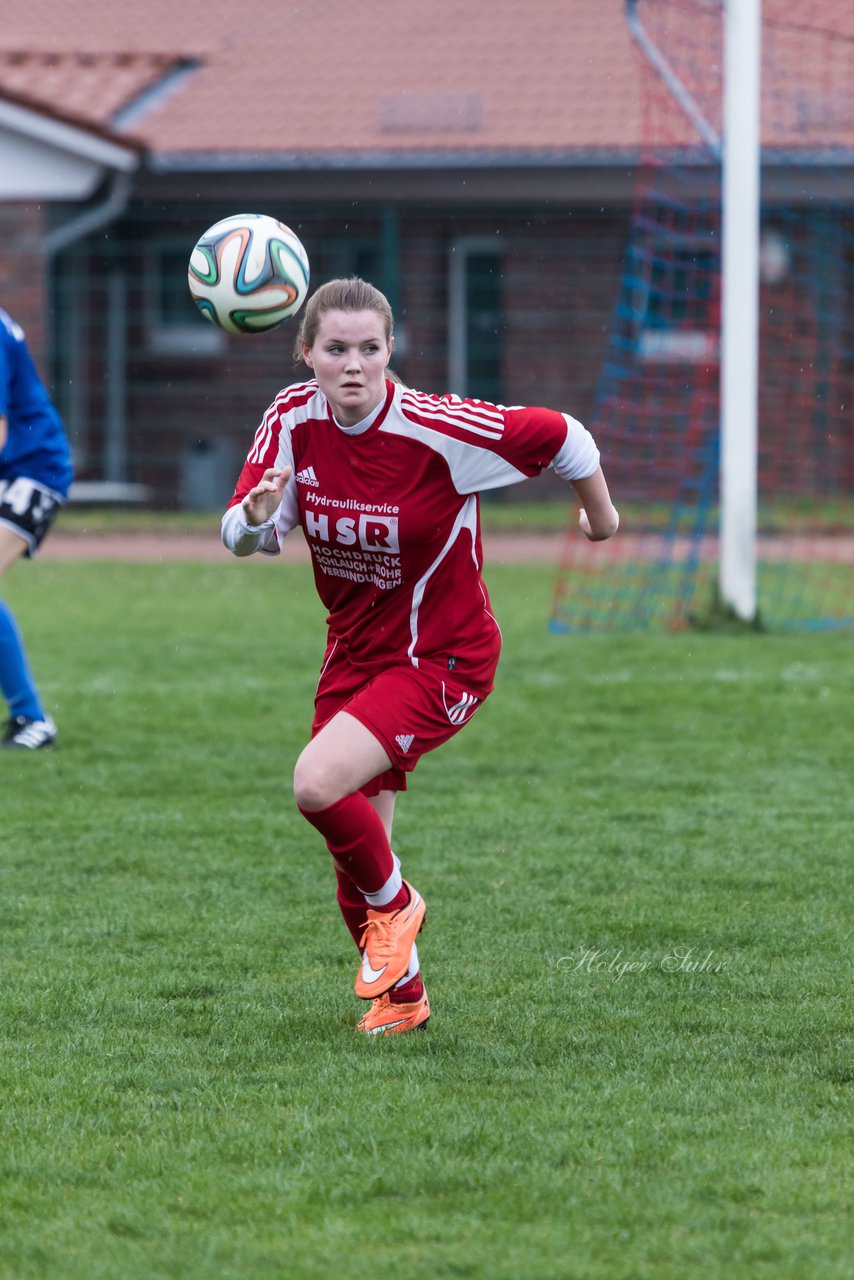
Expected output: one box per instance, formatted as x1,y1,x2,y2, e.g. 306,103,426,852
0,476,64,557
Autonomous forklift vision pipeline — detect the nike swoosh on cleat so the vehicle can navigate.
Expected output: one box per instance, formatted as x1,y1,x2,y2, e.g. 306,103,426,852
360,954,388,985
402,891,422,921
366,1018,408,1035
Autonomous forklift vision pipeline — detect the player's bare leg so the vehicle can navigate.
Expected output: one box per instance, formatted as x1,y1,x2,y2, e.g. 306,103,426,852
294,710,392,811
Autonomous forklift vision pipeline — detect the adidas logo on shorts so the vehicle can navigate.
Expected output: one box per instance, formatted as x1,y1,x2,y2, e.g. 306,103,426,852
442,687,479,726
295,465,319,486
395,734,415,753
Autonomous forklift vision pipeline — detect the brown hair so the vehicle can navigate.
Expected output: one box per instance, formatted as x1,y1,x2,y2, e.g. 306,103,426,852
293,277,403,383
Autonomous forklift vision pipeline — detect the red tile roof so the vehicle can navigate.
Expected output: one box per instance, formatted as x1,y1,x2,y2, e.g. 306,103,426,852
0,0,851,163
0,0,647,159
0,51,179,135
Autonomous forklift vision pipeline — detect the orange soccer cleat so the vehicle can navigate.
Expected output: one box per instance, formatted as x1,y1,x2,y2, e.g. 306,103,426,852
354,880,426,999
355,988,431,1037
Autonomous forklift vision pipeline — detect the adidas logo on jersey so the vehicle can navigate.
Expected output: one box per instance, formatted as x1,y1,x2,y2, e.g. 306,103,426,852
295,465,319,486
395,734,415,754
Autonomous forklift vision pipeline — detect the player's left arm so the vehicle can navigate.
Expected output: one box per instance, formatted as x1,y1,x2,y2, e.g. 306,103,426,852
543,411,619,540
572,467,620,541
405,397,618,541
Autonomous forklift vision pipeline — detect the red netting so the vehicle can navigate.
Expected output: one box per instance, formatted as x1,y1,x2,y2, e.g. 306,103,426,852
552,0,854,632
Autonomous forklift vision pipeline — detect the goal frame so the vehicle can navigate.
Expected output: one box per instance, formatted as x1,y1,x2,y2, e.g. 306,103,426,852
627,0,763,622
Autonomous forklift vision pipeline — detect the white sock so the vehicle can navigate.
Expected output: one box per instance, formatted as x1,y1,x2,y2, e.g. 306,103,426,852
394,943,420,989
359,852,403,908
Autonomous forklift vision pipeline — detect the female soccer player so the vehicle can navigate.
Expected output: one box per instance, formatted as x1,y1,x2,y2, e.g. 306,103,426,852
0,307,74,750
222,278,618,1036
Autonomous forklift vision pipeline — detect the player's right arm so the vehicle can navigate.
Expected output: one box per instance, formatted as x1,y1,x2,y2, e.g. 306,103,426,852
221,396,300,557
241,466,292,524
0,415,7,453
221,461,298,556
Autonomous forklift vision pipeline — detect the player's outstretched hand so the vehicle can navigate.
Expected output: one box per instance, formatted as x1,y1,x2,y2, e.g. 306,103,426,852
242,467,291,525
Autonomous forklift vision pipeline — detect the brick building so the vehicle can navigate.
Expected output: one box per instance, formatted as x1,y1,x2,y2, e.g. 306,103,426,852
1,1,851,507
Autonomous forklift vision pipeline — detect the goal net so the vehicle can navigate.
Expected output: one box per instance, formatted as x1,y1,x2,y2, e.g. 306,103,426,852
551,0,854,632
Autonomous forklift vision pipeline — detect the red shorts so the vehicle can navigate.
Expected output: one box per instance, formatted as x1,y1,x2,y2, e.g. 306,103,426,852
312,641,497,795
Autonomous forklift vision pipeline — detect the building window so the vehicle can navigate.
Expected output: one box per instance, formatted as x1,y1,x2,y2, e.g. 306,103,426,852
448,239,504,400
146,240,225,355
636,240,720,364
313,238,380,284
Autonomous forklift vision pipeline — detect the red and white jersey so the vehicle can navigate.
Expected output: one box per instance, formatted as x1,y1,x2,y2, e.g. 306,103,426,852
223,379,599,681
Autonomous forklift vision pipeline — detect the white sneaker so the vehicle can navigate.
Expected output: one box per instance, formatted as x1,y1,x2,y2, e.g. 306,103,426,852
1,715,58,750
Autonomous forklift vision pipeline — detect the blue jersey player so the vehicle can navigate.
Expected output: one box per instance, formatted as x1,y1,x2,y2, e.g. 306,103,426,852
0,307,74,749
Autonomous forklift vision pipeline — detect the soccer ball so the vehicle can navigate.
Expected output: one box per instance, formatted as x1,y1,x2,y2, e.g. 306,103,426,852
188,213,310,334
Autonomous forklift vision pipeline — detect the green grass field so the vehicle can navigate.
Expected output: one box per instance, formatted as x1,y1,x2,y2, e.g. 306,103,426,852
1,557,851,1280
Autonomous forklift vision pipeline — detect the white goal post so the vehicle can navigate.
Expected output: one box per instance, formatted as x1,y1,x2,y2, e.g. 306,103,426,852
719,0,762,621
627,0,763,622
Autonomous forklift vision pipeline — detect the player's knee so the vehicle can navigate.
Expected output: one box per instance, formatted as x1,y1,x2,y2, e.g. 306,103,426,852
293,752,342,812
